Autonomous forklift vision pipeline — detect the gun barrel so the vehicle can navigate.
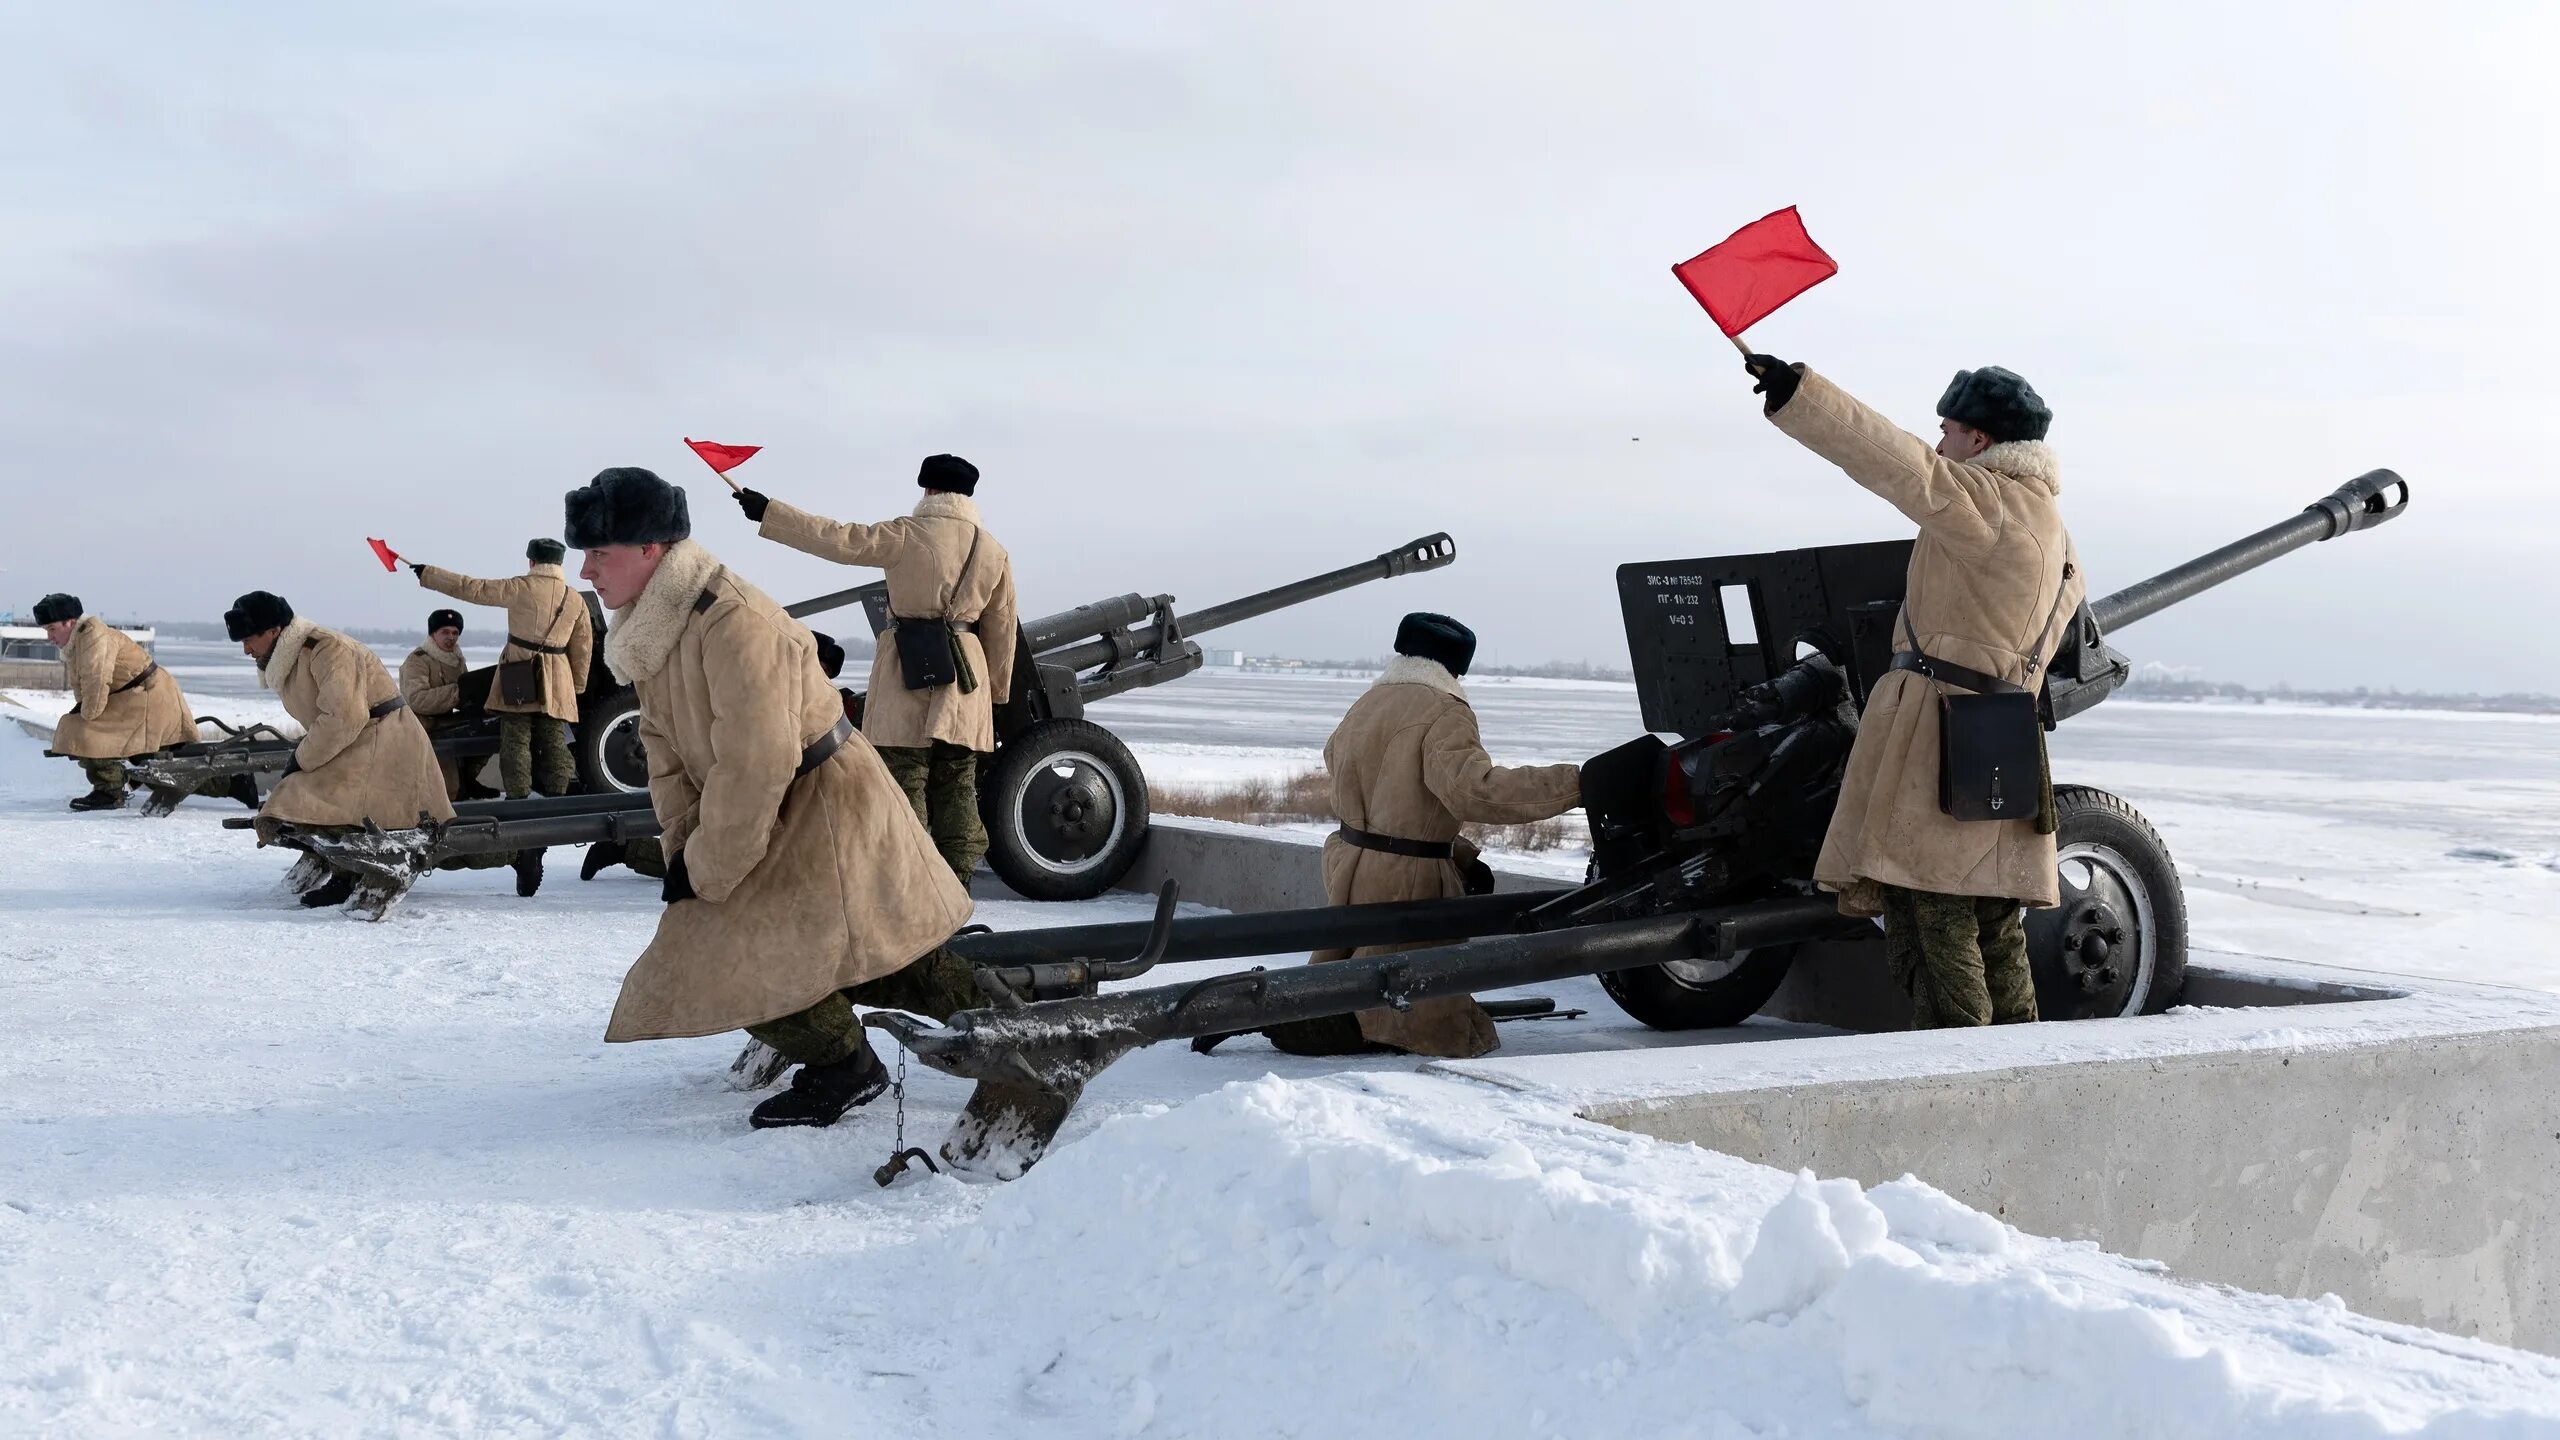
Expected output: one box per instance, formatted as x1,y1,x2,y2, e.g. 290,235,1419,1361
2090,470,2409,634
1040,533,1457,675
1018,593,1165,655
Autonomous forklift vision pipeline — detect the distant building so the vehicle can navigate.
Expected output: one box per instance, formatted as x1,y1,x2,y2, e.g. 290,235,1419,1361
1204,648,1245,668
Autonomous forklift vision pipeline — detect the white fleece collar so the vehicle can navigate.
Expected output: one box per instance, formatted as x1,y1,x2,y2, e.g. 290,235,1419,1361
1376,653,1467,700
412,642,465,673
913,491,980,525
602,540,722,685
1974,439,2059,491
527,562,564,579
259,616,319,692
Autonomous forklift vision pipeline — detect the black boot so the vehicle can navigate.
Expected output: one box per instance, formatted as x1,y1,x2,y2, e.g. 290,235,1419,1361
227,773,261,810
512,846,546,898
68,790,123,812
299,870,358,909
749,1044,890,1130
579,841,625,882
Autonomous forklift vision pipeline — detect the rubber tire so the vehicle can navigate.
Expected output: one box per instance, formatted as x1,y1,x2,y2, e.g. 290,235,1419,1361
979,718,1151,902
575,689,649,796
1598,943,1801,1031
2031,785,2188,1018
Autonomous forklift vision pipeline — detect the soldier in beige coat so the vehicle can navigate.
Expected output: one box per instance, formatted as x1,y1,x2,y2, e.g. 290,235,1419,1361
32,592,205,811
1259,613,1582,1059
226,590,470,910
568,466,978,1130
411,539,593,802
399,607,479,801
1742,354,2083,1028
733,454,1019,882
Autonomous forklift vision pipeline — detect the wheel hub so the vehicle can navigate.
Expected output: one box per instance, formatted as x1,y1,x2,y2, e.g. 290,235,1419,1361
1015,753,1123,871
2029,840,2158,1019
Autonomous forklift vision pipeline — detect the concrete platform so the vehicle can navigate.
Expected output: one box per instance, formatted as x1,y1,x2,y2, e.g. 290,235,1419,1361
1124,817,2560,1354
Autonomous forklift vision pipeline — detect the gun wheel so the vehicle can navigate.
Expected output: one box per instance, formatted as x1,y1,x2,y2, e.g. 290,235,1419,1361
980,719,1150,901
576,692,650,795
2027,785,2187,1019
1597,943,1800,1030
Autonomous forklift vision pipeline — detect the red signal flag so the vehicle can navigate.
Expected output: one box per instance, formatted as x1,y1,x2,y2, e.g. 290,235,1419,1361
366,537,402,573
684,438,762,475
1671,206,1839,338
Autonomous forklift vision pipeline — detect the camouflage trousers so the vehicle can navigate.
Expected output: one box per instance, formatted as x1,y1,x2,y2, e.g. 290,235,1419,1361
877,742,985,883
1880,884,2039,1029
743,946,983,1065
619,837,668,878
499,714,576,800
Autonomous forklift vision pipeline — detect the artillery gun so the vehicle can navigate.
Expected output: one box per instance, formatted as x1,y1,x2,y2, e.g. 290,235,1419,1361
239,536,1459,910
575,533,1459,899
868,470,2412,1178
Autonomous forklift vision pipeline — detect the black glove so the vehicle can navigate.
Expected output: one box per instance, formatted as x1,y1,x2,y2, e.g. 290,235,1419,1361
279,756,302,780
661,849,696,904
734,488,770,523
1744,353,1800,414
1457,856,1497,897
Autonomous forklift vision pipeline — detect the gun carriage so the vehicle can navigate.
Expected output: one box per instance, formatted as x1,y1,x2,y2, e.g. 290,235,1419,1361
861,471,2411,1176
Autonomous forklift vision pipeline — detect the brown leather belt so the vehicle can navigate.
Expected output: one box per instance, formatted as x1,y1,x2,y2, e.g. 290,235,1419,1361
797,717,852,778
111,662,161,694
1335,823,1454,860
507,635,569,655
368,695,408,720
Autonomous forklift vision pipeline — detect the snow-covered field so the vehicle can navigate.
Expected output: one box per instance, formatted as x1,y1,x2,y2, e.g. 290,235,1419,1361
6,663,2560,1435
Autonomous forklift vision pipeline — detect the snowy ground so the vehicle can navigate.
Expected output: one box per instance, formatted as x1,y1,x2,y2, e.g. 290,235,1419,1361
6,666,2560,1434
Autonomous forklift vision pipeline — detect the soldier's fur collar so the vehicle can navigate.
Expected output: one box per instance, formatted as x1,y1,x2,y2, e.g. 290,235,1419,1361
914,491,981,525
603,539,721,685
259,616,321,692
1376,653,1468,700
527,562,565,579
1973,439,2059,491
410,641,466,673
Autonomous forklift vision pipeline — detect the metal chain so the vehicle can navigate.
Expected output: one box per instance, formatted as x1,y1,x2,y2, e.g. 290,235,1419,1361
891,1047,908,1154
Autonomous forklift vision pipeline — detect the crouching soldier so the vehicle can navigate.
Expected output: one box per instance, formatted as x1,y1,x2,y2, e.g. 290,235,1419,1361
568,467,982,1129
33,592,228,811
1256,614,1582,1060
400,607,485,801
226,590,524,908
1740,353,2082,1028
734,454,1018,883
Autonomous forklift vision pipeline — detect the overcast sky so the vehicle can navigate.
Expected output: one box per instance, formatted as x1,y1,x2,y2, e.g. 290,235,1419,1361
5,1,2551,692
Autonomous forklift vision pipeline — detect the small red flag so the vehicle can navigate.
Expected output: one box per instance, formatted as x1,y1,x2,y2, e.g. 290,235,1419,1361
366,537,402,573
684,438,761,475
1671,206,1839,338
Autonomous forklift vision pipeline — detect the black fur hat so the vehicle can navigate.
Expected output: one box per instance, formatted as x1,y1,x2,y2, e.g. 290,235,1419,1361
225,591,295,642
1395,612,1477,677
918,453,979,495
811,630,846,680
1936,366,2051,444
564,467,691,549
31,593,81,626
428,608,464,634
526,537,567,565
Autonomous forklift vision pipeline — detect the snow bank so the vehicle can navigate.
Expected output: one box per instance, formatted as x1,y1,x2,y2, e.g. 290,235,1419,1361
900,1073,2560,1438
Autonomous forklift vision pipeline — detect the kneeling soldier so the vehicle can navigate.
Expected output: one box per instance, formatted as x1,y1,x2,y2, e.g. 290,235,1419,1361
1740,353,2082,1028
400,607,484,801
228,591,493,909
1261,614,1582,1060
34,592,217,811
568,467,981,1129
